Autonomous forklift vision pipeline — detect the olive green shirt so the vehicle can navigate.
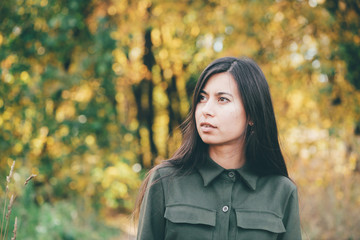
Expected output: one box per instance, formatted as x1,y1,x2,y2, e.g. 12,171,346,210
137,158,301,240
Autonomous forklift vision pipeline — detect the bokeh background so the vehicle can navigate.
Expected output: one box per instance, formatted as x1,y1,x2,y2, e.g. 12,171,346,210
1,0,360,239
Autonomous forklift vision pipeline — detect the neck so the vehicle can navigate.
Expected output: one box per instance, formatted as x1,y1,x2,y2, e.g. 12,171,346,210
208,143,246,169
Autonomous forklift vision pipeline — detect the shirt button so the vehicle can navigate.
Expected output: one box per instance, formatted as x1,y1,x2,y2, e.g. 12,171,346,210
222,205,229,213
228,171,235,178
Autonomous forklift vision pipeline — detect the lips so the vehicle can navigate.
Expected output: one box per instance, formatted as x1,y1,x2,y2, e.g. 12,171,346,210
199,122,217,133
200,122,216,128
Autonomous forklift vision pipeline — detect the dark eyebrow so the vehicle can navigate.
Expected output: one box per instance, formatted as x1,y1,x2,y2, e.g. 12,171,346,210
200,90,208,95
216,92,233,97
200,90,232,97
200,90,233,98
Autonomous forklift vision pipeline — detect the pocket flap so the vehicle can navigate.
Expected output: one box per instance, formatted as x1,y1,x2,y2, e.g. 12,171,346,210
164,205,216,226
235,209,285,233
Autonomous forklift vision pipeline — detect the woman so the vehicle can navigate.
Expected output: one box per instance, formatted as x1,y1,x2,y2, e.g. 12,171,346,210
135,57,302,240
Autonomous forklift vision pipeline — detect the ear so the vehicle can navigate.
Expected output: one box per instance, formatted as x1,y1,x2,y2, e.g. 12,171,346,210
249,121,254,126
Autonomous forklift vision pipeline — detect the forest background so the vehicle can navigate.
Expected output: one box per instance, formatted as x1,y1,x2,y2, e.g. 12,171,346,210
1,0,360,239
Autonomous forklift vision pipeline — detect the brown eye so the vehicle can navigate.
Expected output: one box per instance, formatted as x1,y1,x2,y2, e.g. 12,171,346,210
219,97,229,103
198,95,207,102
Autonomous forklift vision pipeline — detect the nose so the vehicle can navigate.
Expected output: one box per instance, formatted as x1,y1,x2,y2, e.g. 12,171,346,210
202,100,215,117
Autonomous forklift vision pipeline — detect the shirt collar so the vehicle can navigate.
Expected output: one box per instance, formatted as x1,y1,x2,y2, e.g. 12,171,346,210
197,157,224,187
197,156,258,191
235,163,258,191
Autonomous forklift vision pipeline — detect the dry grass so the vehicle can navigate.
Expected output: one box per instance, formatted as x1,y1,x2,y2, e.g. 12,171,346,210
1,161,36,240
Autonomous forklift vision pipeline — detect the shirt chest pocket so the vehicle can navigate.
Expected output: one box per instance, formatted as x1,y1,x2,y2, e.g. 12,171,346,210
164,205,216,240
235,209,286,240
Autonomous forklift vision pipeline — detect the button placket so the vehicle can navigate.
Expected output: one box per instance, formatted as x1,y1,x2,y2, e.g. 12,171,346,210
222,205,229,213
228,171,235,178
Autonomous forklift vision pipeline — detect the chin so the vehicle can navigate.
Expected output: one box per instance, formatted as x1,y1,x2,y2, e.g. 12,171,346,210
200,136,243,147
200,137,221,145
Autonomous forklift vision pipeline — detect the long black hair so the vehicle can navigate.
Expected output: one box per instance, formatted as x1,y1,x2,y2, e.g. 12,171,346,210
168,56,288,176
135,57,288,216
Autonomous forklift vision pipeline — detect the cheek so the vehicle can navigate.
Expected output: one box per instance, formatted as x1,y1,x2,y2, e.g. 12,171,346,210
226,105,243,119
195,107,201,122
228,108,246,127
232,102,246,119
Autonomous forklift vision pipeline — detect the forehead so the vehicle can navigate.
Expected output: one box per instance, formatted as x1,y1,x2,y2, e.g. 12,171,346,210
202,72,238,91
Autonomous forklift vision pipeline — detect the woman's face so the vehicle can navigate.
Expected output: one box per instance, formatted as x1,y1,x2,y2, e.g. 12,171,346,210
195,72,248,147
